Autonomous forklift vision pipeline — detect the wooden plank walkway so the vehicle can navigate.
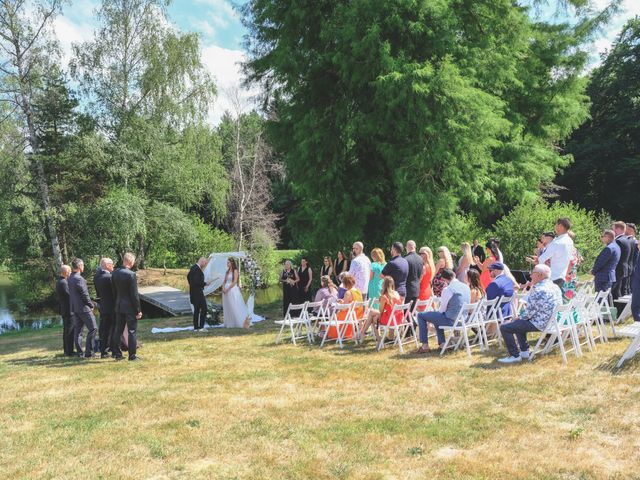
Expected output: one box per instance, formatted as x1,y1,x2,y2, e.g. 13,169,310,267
139,286,193,316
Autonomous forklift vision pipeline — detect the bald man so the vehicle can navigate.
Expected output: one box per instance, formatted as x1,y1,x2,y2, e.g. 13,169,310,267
188,257,209,331
56,265,75,356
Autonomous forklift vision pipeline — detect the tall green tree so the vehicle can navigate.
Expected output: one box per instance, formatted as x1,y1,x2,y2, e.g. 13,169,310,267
559,18,640,220
242,0,614,250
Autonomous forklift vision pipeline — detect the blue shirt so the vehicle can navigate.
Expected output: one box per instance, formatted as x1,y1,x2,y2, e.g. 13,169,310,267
486,273,514,317
381,255,409,297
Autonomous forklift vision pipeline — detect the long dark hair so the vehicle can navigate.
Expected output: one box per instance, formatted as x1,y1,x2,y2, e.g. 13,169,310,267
485,240,500,260
227,257,237,273
466,269,484,295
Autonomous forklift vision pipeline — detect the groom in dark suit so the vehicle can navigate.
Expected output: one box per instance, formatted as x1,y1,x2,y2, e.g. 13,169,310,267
612,221,632,299
112,252,142,361
187,257,209,331
591,230,621,293
94,257,116,358
68,258,98,358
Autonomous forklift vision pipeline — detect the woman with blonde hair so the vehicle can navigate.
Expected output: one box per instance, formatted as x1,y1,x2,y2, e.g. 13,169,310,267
358,276,402,343
368,247,386,303
327,273,363,339
417,246,435,308
456,242,476,282
432,246,453,297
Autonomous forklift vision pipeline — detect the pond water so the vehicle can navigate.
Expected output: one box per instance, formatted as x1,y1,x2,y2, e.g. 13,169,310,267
0,275,60,334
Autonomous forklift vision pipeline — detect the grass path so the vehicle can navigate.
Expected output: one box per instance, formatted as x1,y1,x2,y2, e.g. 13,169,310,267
1,303,640,479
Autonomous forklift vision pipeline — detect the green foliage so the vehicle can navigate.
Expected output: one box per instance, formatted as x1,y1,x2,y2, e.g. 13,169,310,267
242,0,602,251
493,200,603,273
560,18,640,222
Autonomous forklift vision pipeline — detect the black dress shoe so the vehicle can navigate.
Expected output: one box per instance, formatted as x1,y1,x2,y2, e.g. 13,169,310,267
128,356,140,361
100,353,110,359
114,356,125,361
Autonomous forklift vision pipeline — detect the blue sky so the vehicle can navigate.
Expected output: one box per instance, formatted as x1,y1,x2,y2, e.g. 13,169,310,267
54,0,640,124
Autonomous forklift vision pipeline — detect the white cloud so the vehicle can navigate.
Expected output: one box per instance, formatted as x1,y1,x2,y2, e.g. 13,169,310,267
591,0,640,63
53,15,94,68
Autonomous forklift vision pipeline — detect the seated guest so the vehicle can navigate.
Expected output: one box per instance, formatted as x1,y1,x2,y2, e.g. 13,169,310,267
466,269,485,303
358,276,402,343
415,269,471,353
591,230,620,293
498,264,562,363
485,262,514,318
328,273,362,339
381,241,409,300
314,275,338,312
337,271,348,300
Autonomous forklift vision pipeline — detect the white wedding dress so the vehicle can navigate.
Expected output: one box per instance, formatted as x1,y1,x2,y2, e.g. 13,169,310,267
222,271,249,328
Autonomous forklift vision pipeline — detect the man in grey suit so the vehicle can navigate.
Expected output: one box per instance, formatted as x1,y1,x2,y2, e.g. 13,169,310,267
68,258,98,358
55,264,75,356
111,252,142,361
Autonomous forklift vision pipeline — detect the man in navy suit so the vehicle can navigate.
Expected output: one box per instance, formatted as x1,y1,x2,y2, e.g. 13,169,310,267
612,221,632,299
626,223,638,294
591,230,621,293
631,253,640,322
485,262,514,318
68,258,97,358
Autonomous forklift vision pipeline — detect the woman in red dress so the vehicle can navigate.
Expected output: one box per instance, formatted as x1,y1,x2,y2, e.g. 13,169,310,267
417,246,435,309
478,240,500,289
358,276,402,343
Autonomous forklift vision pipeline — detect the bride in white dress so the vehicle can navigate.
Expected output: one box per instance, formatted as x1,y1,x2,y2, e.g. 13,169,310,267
222,258,251,329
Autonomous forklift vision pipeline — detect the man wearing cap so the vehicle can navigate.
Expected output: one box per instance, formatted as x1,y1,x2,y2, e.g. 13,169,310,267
485,262,514,319
626,223,638,295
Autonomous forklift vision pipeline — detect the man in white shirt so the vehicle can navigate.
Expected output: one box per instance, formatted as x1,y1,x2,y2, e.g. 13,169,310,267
349,241,372,298
538,217,574,290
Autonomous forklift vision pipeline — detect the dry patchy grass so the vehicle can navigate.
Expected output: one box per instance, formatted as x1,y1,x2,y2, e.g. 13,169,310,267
1,307,640,480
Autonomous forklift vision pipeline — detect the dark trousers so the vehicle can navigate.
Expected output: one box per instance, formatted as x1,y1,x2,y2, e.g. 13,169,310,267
191,296,207,330
594,281,612,294
612,279,624,300
631,280,640,322
73,312,97,357
112,313,138,359
405,296,417,313
500,319,539,357
62,314,75,356
417,311,454,346
622,275,631,296
98,312,115,354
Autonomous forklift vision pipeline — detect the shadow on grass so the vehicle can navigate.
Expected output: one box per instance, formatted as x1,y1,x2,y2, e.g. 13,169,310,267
595,353,640,375
5,354,101,369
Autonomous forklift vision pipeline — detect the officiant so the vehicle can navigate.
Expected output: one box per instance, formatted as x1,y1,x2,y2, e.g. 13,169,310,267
279,260,299,315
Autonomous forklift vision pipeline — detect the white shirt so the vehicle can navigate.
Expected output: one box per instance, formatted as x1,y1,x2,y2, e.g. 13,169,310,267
538,233,574,281
349,253,371,295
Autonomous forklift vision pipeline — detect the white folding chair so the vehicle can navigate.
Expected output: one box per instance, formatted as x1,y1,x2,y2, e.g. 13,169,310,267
376,302,417,353
303,300,327,343
319,303,354,348
497,295,516,324
412,298,436,340
567,294,595,354
616,323,640,368
476,297,501,349
439,302,483,357
530,304,578,364
275,302,310,345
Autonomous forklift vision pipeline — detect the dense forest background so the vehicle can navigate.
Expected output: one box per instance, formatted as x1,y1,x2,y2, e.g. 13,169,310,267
0,0,638,307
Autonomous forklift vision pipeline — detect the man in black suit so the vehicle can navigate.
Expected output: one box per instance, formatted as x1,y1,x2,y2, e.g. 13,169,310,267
404,240,423,311
112,252,142,361
612,221,632,300
94,257,116,358
472,239,485,264
55,265,75,356
68,258,98,358
187,257,209,331
626,223,638,295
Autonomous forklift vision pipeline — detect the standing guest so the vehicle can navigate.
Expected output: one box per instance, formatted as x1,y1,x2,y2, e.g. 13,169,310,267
537,217,574,291
368,248,386,303
528,232,555,264
456,242,477,282
334,251,349,283
626,223,638,295
485,262,514,318
359,276,402,343
187,257,209,331
68,258,98,358
498,264,562,363
418,246,435,304
492,238,505,263
466,269,485,303
349,242,372,299
562,231,583,302
404,240,424,310
381,242,409,300
415,269,471,353
112,252,142,361
631,252,640,321
314,275,338,312
432,246,454,297
94,258,116,357
280,260,299,315
591,230,621,293
320,256,334,282
477,240,500,289
297,257,313,302
472,239,485,264
612,221,632,299
55,265,74,357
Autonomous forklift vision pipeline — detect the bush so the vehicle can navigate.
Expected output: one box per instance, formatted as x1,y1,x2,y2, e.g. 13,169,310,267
493,200,604,274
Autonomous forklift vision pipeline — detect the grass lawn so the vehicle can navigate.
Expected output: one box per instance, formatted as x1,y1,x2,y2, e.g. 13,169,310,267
1,300,640,479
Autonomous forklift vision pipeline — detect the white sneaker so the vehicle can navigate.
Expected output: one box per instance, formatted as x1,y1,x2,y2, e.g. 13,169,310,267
519,351,531,360
498,355,522,364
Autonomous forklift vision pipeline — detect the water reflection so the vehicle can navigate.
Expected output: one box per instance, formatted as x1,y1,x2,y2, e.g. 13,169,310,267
0,275,60,334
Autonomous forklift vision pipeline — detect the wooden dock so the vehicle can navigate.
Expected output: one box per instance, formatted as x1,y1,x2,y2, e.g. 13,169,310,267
139,286,193,316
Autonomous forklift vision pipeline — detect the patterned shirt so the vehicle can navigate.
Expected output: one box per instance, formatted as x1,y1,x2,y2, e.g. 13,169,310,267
521,278,563,331
349,254,371,295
